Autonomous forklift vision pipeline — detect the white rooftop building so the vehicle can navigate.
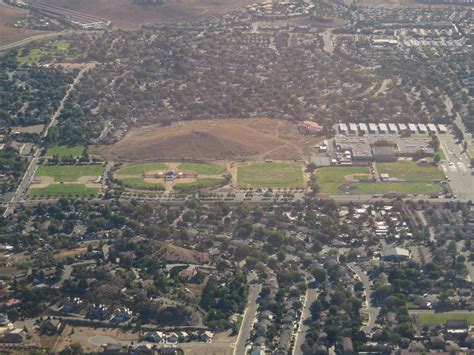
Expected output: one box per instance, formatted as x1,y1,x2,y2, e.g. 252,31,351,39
369,123,378,133
427,123,437,133
408,123,418,133
418,123,427,133
339,123,348,134
388,123,398,133
379,123,388,133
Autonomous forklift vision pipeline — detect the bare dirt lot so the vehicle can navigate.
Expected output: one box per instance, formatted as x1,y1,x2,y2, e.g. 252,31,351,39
92,118,323,163
0,6,49,46
42,0,261,28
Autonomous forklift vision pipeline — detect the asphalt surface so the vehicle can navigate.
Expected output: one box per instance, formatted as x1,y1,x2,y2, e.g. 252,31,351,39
438,131,474,200
350,264,380,333
233,271,261,355
293,282,319,355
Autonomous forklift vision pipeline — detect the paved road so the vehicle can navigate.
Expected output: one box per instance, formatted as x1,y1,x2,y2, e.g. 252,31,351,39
233,271,261,355
350,264,380,333
293,281,319,355
3,63,95,216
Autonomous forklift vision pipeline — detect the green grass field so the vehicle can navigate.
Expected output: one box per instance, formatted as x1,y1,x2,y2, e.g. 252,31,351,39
418,312,474,325
116,163,168,175
121,177,165,190
316,167,370,194
173,178,225,191
377,162,444,182
46,145,85,158
176,163,226,175
237,162,304,188
36,164,103,182
17,40,71,64
352,182,440,194
29,184,99,198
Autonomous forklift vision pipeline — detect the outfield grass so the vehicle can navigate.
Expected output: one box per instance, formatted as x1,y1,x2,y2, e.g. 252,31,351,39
46,145,85,158
177,163,226,175
377,162,444,182
237,162,304,188
116,163,168,175
418,312,474,325
29,184,99,198
352,182,440,194
315,167,370,194
36,164,103,182
121,178,165,190
173,178,225,191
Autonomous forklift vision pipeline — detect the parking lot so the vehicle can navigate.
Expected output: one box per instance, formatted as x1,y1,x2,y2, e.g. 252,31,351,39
438,130,474,200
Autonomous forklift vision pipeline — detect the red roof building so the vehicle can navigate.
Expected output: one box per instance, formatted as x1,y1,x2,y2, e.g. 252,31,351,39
298,120,322,135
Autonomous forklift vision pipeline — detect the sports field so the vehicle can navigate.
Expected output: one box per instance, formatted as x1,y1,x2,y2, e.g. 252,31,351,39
36,164,103,182
352,182,440,194
121,177,165,190
417,312,474,325
236,162,304,188
29,184,99,198
46,145,85,158
315,166,371,194
115,163,168,175
377,162,444,182
316,165,442,195
176,163,225,175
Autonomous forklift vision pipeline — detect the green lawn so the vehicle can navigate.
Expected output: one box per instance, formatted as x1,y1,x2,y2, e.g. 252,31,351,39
377,162,444,182
418,312,474,325
352,182,440,194
173,178,225,191
237,162,304,188
121,177,164,190
116,163,168,176
29,184,99,198
17,40,72,64
46,145,85,158
315,167,370,194
36,164,103,182
177,163,226,175
436,148,447,161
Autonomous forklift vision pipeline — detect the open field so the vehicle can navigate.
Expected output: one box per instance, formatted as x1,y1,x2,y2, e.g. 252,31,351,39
46,145,85,158
29,183,99,197
42,0,263,28
236,162,304,189
436,148,447,160
0,6,49,46
377,162,444,182
316,166,371,194
417,312,474,325
36,164,103,181
92,118,323,163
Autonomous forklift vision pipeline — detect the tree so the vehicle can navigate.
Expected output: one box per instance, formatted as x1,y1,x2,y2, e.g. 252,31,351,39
60,342,84,355
311,266,327,284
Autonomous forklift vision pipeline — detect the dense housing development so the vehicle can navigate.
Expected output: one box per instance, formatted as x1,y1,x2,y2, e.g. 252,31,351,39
0,0,472,352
